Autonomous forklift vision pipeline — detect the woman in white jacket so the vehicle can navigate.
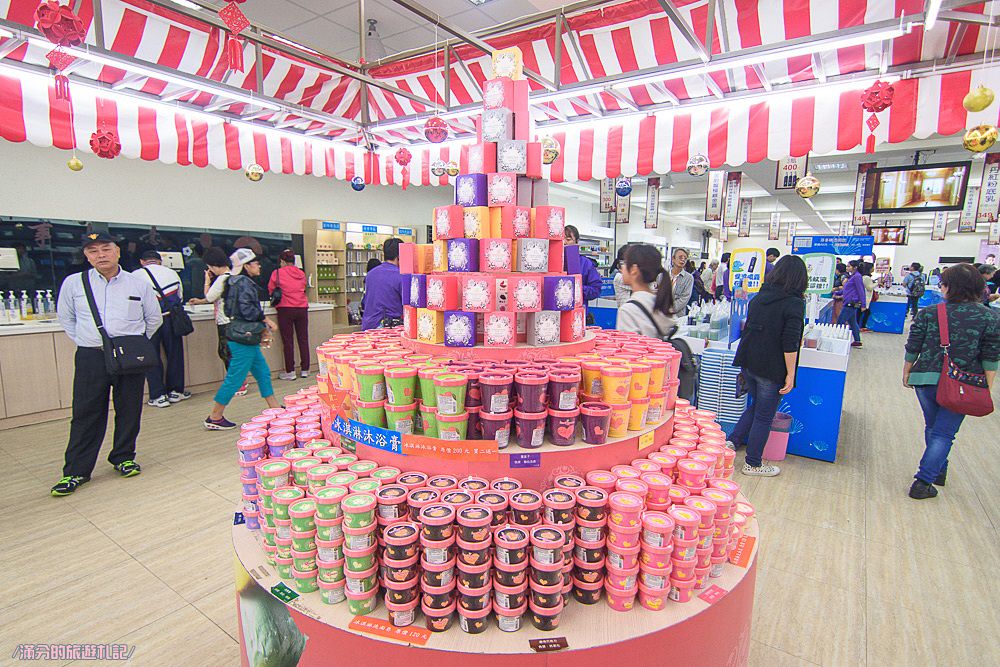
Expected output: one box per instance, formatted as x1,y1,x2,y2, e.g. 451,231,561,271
616,244,676,338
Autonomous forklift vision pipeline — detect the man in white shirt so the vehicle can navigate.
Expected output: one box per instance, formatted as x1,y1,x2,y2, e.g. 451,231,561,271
52,233,162,496
136,250,189,407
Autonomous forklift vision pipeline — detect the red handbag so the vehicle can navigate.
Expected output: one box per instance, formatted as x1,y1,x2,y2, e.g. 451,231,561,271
935,303,994,417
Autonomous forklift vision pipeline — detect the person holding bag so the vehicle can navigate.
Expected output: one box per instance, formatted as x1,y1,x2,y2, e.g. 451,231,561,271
51,233,162,496
204,249,282,430
903,263,1000,499
268,249,311,380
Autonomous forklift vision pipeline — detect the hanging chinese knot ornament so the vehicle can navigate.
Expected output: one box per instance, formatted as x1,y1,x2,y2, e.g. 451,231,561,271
218,2,251,73
423,117,448,144
89,129,121,159
394,147,412,190
860,80,894,153
34,1,86,102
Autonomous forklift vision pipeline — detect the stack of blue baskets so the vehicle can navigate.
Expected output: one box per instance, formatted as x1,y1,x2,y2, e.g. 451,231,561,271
696,348,747,434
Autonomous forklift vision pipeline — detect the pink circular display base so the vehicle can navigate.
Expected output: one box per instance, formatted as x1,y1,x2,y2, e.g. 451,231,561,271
399,332,598,361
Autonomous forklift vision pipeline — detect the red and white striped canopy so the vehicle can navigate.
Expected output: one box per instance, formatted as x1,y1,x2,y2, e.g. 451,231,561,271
0,0,998,183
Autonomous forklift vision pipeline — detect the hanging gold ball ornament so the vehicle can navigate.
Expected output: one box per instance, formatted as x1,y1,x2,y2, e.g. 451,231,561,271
540,136,560,165
963,84,995,113
963,124,999,153
445,161,460,177
244,163,264,182
795,173,821,198
67,156,83,172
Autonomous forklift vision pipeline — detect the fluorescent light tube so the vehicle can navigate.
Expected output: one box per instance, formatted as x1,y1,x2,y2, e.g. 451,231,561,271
925,0,942,30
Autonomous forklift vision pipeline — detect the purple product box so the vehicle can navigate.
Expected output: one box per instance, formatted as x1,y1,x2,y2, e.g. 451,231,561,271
447,238,480,272
526,311,561,346
399,273,412,308
563,244,582,275
496,139,527,174
408,273,427,308
543,275,576,311
454,173,488,208
443,311,477,347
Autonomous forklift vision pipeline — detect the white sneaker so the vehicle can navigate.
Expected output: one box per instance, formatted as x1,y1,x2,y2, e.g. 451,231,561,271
147,396,171,408
167,391,191,403
742,462,780,477
278,372,296,381
300,371,310,378
235,382,249,396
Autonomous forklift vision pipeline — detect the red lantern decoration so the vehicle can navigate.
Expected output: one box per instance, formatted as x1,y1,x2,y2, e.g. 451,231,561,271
394,147,413,190
860,80,895,153
35,1,86,102
423,117,448,144
218,2,251,73
90,129,121,159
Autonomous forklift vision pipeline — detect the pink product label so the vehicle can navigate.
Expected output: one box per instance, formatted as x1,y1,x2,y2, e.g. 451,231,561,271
393,609,415,627
533,546,557,565
346,534,372,550
498,615,520,632
589,378,603,395
497,427,510,449
395,418,413,435
531,427,544,448
558,390,577,410
642,530,665,548
578,527,602,542
673,525,689,539
641,572,667,590
378,504,403,520
698,534,713,549
425,547,449,564
491,394,510,412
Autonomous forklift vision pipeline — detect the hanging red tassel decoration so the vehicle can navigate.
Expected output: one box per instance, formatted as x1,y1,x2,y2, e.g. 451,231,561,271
90,129,121,159
36,2,86,102
394,147,412,191
218,2,251,74
861,80,894,154
45,48,76,101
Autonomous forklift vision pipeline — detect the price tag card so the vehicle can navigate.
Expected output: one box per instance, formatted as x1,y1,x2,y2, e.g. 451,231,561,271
529,637,568,653
698,584,729,605
269,583,299,603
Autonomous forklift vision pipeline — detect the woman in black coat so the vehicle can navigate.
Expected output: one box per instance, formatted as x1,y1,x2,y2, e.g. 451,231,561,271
729,255,808,478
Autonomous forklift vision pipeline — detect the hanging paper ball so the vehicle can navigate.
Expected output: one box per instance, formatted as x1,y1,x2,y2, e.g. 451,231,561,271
963,125,999,153
351,176,366,192
430,160,447,177
795,173,821,199
964,84,996,113
34,1,86,47
394,147,412,167
541,136,560,165
244,163,264,182
446,161,460,177
861,80,895,113
89,129,121,159
66,156,83,172
686,154,710,177
424,117,448,144
615,178,632,198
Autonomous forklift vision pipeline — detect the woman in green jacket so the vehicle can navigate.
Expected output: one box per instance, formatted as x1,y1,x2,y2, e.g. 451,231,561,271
903,263,1000,499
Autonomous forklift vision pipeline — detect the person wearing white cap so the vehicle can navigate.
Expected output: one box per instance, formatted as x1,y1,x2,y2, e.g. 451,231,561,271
204,248,281,429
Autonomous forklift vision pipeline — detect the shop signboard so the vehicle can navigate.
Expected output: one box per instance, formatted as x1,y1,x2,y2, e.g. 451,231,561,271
722,172,742,228
959,186,979,232
990,221,1000,245
801,253,837,294
645,177,660,229
791,235,874,257
775,155,809,190
786,220,796,244
729,294,750,343
705,171,726,221
977,153,1000,224
768,212,781,241
875,257,890,274
727,247,765,294
737,198,753,237
852,162,876,227
599,178,616,212
930,212,948,241
615,186,631,224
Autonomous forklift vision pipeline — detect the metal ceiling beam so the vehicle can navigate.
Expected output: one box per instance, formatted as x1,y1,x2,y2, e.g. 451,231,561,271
553,13,564,89
0,37,25,60
703,75,725,98
656,0,710,63
705,0,717,56
938,10,1000,27
111,73,148,90
751,64,772,91
945,24,968,65
605,89,639,112
91,0,106,50
811,53,827,82
386,0,557,92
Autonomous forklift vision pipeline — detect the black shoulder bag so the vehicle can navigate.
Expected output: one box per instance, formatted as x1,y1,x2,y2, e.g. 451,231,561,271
225,275,266,346
142,267,194,336
269,267,283,307
81,272,159,376
626,299,699,401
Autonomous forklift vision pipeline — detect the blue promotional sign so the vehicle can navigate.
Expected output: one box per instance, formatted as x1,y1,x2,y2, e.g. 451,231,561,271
729,295,750,344
397,228,414,236
361,224,378,234
330,414,405,455
791,235,874,257
321,221,342,230
600,277,615,298
510,453,541,468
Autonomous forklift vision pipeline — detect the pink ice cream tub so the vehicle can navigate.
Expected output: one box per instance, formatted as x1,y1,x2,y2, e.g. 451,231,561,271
573,555,606,585
584,470,618,494
638,582,669,611
605,561,639,591
573,538,607,566
676,459,709,489
648,452,677,475
268,427,294,438
490,477,522,494
639,472,672,505
668,505,700,540
708,478,741,496
687,451,718,477
606,543,641,571
476,491,509,527
734,501,756,520
607,524,641,550
672,535,698,562
696,527,715,550
608,491,644,530
604,580,637,612
237,437,266,462
396,471,428,491
640,511,676,548
695,546,713,569
693,565,711,590
701,488,735,521
614,478,649,500
630,459,661,474
670,556,697,581
638,561,673,591
710,555,728,578
683,496,718,529
668,576,696,603
610,465,642,480
296,429,324,447
241,476,258,495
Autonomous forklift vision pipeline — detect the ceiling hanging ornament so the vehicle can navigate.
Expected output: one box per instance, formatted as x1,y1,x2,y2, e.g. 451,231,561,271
963,125,999,153
423,116,448,144
963,84,996,113
89,129,121,159
244,163,264,182
351,176,366,192
445,161,459,177
34,1,86,102
66,155,83,172
540,136,561,165
615,177,632,198
394,147,412,190
686,154,710,177
860,80,895,153
430,159,447,178
795,173,821,199
218,2,251,73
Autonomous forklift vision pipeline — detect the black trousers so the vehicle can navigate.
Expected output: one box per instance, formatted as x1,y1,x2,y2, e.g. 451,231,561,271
145,315,185,398
907,295,921,318
216,323,232,369
63,347,145,477
277,307,310,373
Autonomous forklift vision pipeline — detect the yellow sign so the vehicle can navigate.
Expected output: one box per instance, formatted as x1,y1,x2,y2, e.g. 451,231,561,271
639,431,655,451
728,247,766,293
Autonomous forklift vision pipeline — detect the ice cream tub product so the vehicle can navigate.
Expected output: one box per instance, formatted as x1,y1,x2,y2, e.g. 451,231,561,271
514,372,549,413
407,488,440,522
344,564,379,594
529,555,563,587
607,524,641,550
641,511,676,548
701,488,735,521
423,600,456,632
478,409,512,449
541,489,576,525
272,486,305,521
419,503,457,541
494,525,529,565
306,464,337,493
492,580,528,611
554,474,586,491
575,516,607,543
627,398,650,431
479,372,514,415
457,581,493,612
529,599,563,631
384,366,418,407
572,576,604,604
256,460,291,490
668,576,696,603
638,581,669,611
492,557,529,587
509,489,543,526
528,578,563,609
291,547,317,573
572,554,606,585
639,561,673,591
456,558,492,589
292,567,319,594
575,486,609,521
615,478,649,500
457,505,493,543
290,528,317,553
573,537,606,565
606,542,641,570
697,527,715,550
288,499,317,533
382,575,419,605
346,586,379,615
547,407,579,447
696,545,713,568
530,526,564,565
494,600,527,632
417,367,445,407
668,484,691,506
607,403,631,438
672,535,698,562
314,515,344,542
710,554,728,578
456,536,492,567
433,373,468,416
490,477,522,494
437,410,469,440
669,504,701,540
427,474,459,491
611,465,642,480
513,409,547,449
316,537,344,563
385,597,418,626
548,371,581,410
600,366,632,404
329,456,359,473
670,556,697,581
421,578,457,611
342,525,375,551
349,478,381,495
266,433,295,459
384,402,417,434
604,580,637,612
477,491,510,527
355,398,387,428
370,467,401,486
628,362,652,400
420,532,456,565
318,577,346,605
291,458,322,487
341,493,377,529
688,451,718,477
457,602,491,635
375,485,409,521
683,496,718,529
420,556,456,588
237,437,266,463
397,472,428,491
608,491,644,529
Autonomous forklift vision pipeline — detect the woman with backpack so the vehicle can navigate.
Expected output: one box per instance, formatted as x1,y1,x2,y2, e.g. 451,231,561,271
204,248,282,430
615,244,675,337
903,263,999,499
729,255,808,478
904,263,926,319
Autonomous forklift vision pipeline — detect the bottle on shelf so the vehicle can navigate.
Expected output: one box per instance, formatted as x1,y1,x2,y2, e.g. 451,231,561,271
34,290,44,316
45,290,55,314
19,290,29,320
6,291,18,323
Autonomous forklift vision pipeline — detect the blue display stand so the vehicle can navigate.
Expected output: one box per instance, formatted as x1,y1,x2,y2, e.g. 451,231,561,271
781,365,846,462
590,306,617,329
919,288,944,307
867,299,907,333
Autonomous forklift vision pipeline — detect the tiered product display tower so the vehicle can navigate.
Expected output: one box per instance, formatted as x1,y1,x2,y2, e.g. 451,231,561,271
232,49,759,667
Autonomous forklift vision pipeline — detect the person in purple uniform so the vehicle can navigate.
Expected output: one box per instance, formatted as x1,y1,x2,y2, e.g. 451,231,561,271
836,259,867,347
563,225,604,308
360,237,403,330
765,248,780,275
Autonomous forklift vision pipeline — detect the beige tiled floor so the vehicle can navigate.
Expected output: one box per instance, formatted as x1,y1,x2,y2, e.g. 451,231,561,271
2,331,999,666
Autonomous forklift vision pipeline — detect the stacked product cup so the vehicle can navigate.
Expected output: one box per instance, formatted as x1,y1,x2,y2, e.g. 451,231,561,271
542,488,577,606
492,523,529,631
572,486,608,605
455,505,494,634
527,524,565,631
382,519,421,627
604,490,644,611
342,492,380,615
419,502,458,632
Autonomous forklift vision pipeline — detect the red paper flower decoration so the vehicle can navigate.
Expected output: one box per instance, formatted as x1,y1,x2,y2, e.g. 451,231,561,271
34,1,86,47
394,147,412,167
423,117,448,144
90,129,121,159
861,80,895,113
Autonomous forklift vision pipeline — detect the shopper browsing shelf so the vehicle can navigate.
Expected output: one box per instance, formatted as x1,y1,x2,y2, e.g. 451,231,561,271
859,262,876,331
729,255,808,478
667,247,694,316
978,264,999,305
612,245,632,308
615,244,675,337
903,263,926,319
562,225,604,308
360,238,403,330
269,249,311,380
136,250,190,407
204,249,281,430
51,233,162,496
701,259,719,302
903,263,1000,499
714,253,732,301
836,260,867,347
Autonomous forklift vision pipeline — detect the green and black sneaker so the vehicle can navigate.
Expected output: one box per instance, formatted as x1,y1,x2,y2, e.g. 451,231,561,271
115,460,142,478
51,476,89,497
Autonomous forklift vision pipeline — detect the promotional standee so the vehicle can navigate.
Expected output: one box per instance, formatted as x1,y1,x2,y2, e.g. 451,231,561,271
231,51,758,667
726,248,765,294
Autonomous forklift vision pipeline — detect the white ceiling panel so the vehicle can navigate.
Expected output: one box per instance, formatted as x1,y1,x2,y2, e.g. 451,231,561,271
288,0,356,14
239,0,317,30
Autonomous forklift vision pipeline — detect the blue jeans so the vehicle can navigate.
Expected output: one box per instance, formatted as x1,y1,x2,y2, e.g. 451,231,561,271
729,369,782,468
838,305,862,343
913,385,965,484
214,341,274,406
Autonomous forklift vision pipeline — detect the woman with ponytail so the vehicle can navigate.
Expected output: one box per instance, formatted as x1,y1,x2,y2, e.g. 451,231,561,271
616,244,676,337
